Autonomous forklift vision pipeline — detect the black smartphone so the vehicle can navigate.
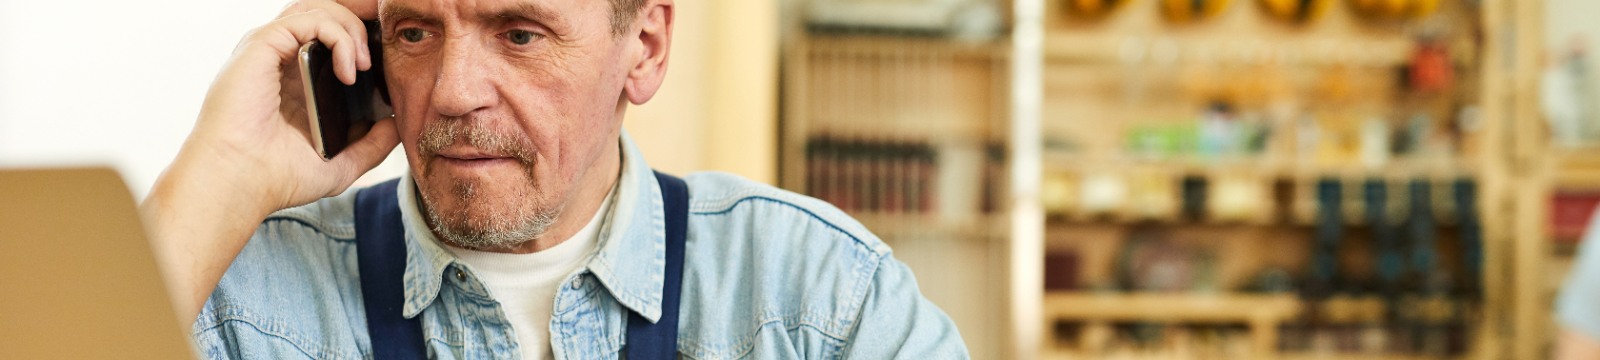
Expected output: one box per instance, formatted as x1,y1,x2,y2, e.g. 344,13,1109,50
298,20,388,160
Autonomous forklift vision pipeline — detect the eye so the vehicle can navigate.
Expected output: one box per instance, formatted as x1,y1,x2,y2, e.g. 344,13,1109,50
504,29,541,45
398,28,430,43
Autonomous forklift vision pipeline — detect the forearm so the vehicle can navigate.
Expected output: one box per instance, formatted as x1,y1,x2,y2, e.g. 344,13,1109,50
141,0,393,327
141,145,275,324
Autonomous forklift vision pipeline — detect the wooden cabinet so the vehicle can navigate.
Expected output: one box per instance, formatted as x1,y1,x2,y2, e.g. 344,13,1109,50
777,0,1545,358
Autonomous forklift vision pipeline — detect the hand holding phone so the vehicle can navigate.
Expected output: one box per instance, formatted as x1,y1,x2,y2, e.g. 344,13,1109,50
299,20,388,160
149,0,399,325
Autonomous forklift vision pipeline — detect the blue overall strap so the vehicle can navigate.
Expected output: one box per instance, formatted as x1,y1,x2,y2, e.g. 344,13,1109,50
627,171,689,359
354,179,427,360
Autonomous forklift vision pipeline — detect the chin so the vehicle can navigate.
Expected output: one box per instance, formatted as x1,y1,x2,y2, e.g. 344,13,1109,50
423,174,534,214
416,170,559,247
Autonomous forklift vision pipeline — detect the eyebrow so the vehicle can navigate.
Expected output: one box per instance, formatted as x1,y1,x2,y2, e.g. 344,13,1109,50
479,2,567,31
379,3,432,25
378,2,568,31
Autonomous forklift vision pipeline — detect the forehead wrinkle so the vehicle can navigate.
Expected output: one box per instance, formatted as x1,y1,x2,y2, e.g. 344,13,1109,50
383,0,570,31
379,2,434,25
478,2,569,31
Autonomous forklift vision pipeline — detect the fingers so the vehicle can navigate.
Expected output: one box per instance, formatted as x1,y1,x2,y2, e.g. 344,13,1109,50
330,117,401,186
279,0,371,70
244,9,361,85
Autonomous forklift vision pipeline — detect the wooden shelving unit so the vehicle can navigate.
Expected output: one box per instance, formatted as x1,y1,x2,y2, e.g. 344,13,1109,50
1034,1,1511,359
1045,292,1303,356
780,28,1015,359
779,0,1546,358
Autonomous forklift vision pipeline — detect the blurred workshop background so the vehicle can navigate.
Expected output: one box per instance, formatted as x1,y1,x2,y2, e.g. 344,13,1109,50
6,0,1600,358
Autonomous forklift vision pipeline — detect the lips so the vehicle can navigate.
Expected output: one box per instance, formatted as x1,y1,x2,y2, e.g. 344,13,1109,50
439,153,508,161
434,146,513,161
430,146,522,175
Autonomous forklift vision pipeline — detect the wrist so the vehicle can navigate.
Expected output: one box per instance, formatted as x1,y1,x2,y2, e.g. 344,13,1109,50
163,139,283,222
142,143,278,323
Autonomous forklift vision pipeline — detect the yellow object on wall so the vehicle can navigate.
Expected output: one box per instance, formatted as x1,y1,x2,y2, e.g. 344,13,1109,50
1064,0,1127,19
1257,0,1330,24
1406,0,1440,19
1161,0,1232,23
1347,0,1440,21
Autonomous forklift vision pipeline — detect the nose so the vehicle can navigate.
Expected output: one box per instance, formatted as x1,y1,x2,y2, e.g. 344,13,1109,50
430,36,497,118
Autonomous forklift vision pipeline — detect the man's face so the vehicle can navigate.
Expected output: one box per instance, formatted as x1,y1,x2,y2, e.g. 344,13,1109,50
379,0,631,249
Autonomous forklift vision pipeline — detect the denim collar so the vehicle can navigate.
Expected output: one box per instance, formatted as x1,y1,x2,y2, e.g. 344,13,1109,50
396,131,670,323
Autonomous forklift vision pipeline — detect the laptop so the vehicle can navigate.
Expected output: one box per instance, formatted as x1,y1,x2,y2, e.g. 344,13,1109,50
0,167,196,359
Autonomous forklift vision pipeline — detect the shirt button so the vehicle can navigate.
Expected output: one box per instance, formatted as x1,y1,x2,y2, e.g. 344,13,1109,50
569,277,582,290
454,269,466,282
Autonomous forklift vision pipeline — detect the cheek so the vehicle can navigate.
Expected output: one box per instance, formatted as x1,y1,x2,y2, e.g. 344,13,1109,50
383,51,437,115
396,117,428,172
383,60,435,165
543,59,624,162
501,71,578,150
389,81,435,122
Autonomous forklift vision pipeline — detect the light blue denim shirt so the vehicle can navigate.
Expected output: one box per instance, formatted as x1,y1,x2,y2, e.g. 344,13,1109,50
192,132,969,359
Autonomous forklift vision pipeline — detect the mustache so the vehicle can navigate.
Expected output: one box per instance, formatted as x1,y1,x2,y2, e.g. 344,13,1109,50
418,119,536,166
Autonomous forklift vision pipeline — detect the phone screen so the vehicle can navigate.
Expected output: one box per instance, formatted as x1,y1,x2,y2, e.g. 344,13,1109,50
300,20,387,160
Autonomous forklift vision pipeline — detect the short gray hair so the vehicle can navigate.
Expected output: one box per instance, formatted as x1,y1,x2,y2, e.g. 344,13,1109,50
609,0,645,35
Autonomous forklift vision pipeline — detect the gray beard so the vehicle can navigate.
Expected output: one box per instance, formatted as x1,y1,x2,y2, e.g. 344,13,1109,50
415,116,552,250
419,181,559,251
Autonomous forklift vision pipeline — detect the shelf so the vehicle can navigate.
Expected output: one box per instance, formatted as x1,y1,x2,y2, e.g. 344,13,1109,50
1554,148,1600,191
1044,292,1302,324
1043,292,1463,326
1043,293,1472,359
1556,172,1600,191
1316,296,1386,325
1040,152,1486,227
1043,31,1414,68
793,34,1011,144
1047,216,1285,228
1276,354,1437,360
803,34,1008,61
1042,152,1482,181
1040,291,1295,358
1042,347,1436,360
1046,214,1479,229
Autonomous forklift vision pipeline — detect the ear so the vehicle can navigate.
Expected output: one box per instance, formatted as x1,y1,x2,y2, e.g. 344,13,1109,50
622,0,673,105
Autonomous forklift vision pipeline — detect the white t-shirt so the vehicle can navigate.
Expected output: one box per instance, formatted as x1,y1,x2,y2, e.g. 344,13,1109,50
400,176,613,360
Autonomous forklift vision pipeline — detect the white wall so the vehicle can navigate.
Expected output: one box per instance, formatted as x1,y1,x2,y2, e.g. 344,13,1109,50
0,1,289,198
1547,0,1600,61
1546,0,1600,103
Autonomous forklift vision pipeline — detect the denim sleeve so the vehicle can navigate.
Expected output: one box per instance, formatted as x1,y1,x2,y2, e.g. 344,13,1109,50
192,312,321,360
840,255,970,359
1560,210,1600,340
187,202,368,360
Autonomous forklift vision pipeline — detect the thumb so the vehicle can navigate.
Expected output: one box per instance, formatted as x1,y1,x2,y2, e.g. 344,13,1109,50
331,117,401,185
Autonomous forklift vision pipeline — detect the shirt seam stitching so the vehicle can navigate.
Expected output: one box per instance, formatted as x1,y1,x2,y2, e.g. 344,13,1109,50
193,307,356,360
690,196,887,257
681,317,849,359
261,216,357,242
841,252,887,350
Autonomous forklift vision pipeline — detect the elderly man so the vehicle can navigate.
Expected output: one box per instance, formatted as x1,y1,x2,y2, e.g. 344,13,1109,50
140,0,967,358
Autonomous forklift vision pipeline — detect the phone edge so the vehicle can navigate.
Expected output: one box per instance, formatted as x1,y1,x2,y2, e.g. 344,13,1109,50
297,41,334,161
